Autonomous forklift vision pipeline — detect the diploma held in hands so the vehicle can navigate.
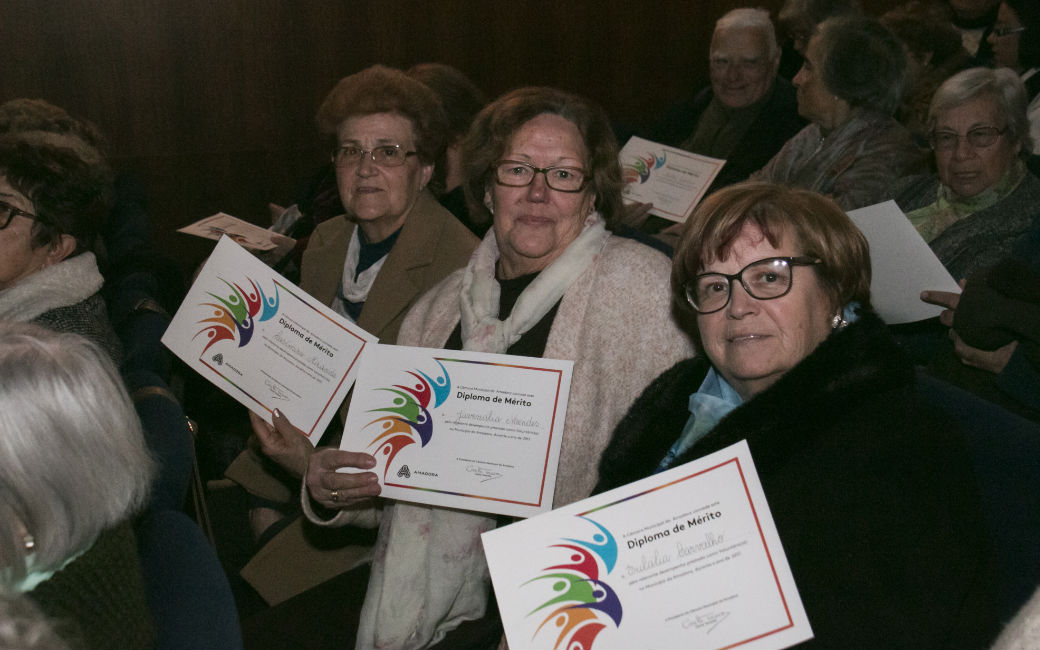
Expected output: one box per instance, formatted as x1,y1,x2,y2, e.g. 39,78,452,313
620,136,725,223
162,236,377,442
482,440,813,650
339,344,573,518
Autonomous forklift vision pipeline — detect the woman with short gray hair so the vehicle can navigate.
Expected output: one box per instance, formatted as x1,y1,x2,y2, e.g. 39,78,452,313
898,66,1037,280
751,15,925,210
0,322,155,649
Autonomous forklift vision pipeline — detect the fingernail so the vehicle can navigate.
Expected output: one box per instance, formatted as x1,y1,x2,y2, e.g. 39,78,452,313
273,408,282,419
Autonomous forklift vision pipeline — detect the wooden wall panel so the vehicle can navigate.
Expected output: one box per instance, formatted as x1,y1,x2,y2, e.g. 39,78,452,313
3,0,916,272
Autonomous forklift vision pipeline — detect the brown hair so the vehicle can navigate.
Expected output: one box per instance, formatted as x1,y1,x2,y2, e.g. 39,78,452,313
461,87,624,228
673,182,871,342
315,65,448,164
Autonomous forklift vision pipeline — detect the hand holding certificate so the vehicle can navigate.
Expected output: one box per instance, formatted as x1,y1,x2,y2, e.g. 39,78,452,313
337,344,574,518
482,441,813,650
162,236,378,442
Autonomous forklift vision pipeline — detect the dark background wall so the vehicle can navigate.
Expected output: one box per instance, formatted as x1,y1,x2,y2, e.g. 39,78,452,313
1,0,898,271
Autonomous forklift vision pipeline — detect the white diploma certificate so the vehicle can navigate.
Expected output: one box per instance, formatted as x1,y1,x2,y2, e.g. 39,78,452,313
619,135,725,223
482,440,813,650
177,212,281,251
339,344,573,518
846,200,962,324
162,236,376,442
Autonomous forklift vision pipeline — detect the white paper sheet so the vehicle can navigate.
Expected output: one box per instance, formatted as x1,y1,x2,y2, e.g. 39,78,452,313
847,200,961,323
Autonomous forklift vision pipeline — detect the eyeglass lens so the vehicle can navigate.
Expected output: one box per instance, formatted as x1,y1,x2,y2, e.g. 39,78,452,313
334,145,412,167
930,127,1003,150
494,161,587,192
689,258,795,313
0,200,33,229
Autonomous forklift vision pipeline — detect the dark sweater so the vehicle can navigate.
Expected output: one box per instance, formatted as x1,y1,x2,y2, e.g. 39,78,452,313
29,521,155,650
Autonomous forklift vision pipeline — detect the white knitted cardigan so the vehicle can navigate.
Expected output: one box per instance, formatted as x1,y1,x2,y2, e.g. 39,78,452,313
304,235,695,649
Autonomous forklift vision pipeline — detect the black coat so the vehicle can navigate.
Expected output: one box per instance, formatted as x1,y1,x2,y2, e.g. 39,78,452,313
596,310,1001,649
646,77,806,195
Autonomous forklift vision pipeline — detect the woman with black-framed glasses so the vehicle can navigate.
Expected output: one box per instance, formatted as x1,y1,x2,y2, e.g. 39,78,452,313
597,181,1002,648
0,131,121,363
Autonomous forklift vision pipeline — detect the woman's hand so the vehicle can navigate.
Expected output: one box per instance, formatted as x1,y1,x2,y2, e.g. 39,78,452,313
305,447,381,509
922,281,1016,374
249,409,314,477
951,333,1017,374
920,282,964,328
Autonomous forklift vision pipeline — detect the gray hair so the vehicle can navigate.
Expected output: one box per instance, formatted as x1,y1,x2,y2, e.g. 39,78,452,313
928,67,1033,155
714,8,780,62
814,16,906,115
0,323,155,585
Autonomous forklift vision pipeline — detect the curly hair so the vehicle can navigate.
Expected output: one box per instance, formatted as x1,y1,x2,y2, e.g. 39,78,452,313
0,132,112,254
0,98,108,155
461,87,624,228
315,65,448,165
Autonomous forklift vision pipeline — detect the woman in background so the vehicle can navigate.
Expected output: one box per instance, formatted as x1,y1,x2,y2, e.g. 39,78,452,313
751,15,924,210
987,0,1040,153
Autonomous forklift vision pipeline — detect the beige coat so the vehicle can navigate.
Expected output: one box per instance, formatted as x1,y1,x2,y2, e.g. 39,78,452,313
226,191,477,604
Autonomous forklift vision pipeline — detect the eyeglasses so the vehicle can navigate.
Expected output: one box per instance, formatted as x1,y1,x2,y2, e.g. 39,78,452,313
991,26,1026,38
929,126,1007,151
492,160,589,193
709,57,766,72
686,256,822,314
0,199,36,230
333,144,417,168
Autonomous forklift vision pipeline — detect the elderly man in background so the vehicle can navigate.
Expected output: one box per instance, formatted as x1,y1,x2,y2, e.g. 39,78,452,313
646,8,806,194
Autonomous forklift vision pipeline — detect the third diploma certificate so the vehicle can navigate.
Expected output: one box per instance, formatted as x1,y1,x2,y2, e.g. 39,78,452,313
339,344,573,518
482,440,813,650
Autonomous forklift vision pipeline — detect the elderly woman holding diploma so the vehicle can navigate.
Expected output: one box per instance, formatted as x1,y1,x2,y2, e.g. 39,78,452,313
595,182,1001,649
300,86,694,649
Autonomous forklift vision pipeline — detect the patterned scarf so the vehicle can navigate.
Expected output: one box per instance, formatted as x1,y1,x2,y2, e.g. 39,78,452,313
907,160,1026,243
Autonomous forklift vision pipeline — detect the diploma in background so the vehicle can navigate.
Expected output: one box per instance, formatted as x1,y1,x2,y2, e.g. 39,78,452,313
482,441,813,650
162,236,376,442
177,212,282,251
846,200,962,324
619,135,725,223
339,344,573,518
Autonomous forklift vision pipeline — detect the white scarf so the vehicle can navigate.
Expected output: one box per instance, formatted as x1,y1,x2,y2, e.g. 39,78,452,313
460,214,610,352
357,215,611,650
0,253,103,322
332,228,390,321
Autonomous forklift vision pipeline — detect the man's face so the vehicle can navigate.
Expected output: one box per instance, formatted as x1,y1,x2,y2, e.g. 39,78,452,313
709,27,778,109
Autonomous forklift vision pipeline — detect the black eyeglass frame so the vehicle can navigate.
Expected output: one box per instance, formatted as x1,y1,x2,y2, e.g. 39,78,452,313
332,144,418,168
491,160,590,193
0,199,37,230
685,256,822,314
